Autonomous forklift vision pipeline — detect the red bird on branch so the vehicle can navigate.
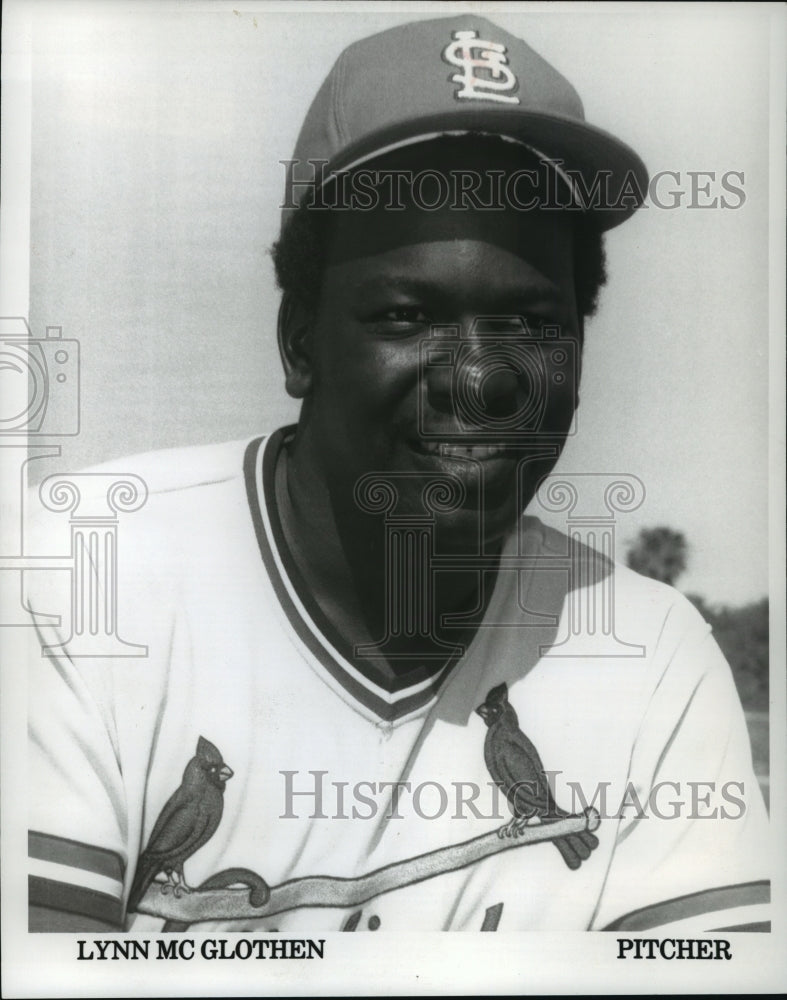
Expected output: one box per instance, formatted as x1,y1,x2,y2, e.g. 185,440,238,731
476,683,598,870
127,736,233,914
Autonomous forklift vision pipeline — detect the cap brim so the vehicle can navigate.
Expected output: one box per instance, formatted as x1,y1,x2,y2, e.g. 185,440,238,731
303,110,649,233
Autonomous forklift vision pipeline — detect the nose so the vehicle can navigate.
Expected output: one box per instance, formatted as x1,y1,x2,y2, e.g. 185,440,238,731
426,349,522,423
464,365,520,418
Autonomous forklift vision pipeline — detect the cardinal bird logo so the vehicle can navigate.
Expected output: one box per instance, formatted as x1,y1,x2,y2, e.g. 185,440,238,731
127,736,233,913
476,683,599,870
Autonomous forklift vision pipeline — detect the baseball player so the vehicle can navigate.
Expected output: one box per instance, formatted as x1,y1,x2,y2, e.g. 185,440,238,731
27,15,769,934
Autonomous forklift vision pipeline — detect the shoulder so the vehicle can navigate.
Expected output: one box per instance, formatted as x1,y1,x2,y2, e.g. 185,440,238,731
58,436,259,496
25,435,270,602
521,514,713,656
31,435,267,528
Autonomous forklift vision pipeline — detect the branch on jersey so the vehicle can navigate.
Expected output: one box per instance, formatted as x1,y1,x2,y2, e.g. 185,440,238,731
135,808,599,925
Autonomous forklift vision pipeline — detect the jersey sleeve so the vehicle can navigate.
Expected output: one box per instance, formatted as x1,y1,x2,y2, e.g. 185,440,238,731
591,598,771,933
26,594,129,932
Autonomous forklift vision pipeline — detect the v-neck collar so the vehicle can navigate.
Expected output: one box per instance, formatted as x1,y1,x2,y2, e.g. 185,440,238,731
243,429,521,724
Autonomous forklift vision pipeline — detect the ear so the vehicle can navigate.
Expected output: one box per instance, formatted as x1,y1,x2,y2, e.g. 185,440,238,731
277,292,315,399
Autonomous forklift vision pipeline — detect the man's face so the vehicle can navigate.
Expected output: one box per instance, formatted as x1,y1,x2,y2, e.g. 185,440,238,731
290,144,582,552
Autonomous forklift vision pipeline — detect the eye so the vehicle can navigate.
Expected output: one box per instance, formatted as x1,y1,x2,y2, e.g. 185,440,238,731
384,307,428,324
368,305,431,336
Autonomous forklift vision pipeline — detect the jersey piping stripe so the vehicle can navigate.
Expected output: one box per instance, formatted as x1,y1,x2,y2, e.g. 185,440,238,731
601,880,770,931
710,921,770,932
28,830,125,881
243,432,457,722
29,857,123,900
254,429,455,696
28,875,124,927
597,903,771,937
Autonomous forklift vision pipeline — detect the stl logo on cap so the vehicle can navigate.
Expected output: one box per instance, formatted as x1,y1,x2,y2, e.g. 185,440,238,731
442,29,520,106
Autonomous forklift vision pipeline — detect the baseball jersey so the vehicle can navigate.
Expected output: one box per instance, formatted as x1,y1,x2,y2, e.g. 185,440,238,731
26,428,771,932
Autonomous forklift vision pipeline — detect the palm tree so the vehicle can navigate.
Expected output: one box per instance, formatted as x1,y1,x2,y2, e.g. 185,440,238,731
626,526,687,586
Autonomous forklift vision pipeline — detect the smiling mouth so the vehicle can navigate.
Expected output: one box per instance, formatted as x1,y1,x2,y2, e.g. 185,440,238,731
409,439,511,460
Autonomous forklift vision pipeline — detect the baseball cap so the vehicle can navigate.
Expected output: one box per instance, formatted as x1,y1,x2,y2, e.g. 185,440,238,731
283,15,649,231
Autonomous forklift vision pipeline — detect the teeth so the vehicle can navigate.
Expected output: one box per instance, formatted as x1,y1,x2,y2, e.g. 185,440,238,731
416,441,507,459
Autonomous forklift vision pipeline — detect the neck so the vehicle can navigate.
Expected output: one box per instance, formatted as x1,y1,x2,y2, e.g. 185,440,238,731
276,427,357,621
275,428,502,677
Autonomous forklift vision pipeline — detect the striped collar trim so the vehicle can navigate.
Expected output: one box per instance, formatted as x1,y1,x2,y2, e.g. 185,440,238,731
243,430,458,723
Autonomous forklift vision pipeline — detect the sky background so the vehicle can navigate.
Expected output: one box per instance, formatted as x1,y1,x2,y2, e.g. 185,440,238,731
17,1,775,605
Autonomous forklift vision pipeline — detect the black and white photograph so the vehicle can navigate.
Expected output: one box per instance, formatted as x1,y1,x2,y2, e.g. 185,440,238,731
1,1,785,995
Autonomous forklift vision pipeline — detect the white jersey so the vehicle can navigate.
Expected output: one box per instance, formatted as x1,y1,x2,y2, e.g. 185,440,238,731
27,429,770,932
